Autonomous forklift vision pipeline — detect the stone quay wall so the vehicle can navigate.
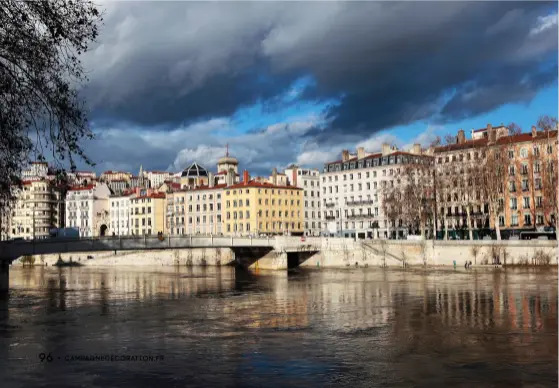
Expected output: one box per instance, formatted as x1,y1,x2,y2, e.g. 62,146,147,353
11,237,557,269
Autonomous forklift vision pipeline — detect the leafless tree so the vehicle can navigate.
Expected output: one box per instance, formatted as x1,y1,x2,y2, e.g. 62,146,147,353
443,134,456,146
380,181,400,239
507,122,523,136
476,145,506,240
0,1,103,205
398,160,434,239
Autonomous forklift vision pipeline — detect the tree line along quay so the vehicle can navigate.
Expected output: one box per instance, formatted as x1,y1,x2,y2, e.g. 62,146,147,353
0,119,557,244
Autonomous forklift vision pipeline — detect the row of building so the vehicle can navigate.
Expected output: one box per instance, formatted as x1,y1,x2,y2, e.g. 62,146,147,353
1,123,557,240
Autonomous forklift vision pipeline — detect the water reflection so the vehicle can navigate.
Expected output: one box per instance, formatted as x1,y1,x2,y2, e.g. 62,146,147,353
0,266,557,388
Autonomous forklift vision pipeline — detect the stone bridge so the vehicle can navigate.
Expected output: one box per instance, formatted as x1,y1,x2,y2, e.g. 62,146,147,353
0,235,321,291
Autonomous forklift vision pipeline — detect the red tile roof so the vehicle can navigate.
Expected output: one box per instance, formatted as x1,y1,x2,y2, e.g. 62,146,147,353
69,184,96,191
434,130,557,153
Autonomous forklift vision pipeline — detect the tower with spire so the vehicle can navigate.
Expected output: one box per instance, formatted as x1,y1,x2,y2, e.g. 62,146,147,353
216,143,239,175
138,165,146,188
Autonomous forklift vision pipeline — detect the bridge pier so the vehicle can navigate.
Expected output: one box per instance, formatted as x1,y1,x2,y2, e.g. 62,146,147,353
0,260,9,293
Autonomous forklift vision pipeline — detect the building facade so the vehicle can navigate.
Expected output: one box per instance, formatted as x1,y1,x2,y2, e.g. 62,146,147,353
223,171,304,236
322,144,429,239
65,183,111,237
130,192,165,236
284,165,322,236
434,124,558,238
10,179,64,240
144,171,173,189
166,184,225,235
109,191,135,236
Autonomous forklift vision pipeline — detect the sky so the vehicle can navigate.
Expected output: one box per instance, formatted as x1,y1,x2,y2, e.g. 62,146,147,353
63,1,558,176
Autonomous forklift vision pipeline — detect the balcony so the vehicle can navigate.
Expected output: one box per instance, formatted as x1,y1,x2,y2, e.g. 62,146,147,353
346,199,375,206
346,214,374,220
324,202,336,208
324,215,336,220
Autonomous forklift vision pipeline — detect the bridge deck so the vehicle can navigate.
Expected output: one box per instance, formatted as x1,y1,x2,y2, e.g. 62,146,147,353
0,235,321,261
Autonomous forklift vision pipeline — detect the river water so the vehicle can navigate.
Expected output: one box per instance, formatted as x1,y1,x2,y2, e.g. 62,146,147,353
0,266,557,388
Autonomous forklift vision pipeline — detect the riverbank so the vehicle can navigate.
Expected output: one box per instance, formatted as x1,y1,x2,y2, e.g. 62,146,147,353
9,238,557,269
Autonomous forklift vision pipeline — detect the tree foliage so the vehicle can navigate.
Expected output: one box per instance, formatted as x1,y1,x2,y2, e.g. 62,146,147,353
0,0,102,205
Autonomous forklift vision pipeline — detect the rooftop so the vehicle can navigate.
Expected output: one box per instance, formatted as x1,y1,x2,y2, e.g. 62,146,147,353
434,130,558,153
226,180,302,191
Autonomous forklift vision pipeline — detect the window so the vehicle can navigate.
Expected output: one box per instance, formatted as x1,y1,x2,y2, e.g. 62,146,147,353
508,150,514,159
524,214,532,226
520,148,528,158
498,216,505,227
523,197,530,209
510,198,517,210
511,215,519,226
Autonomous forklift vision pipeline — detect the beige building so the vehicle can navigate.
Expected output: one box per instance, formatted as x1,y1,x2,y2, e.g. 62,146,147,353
109,190,136,236
130,192,165,236
65,183,111,237
10,178,64,240
434,124,558,237
166,184,225,235
223,171,304,236
100,170,132,183
284,165,321,236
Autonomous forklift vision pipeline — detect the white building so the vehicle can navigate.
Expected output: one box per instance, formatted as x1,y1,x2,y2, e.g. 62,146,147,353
65,183,111,237
284,165,321,236
109,190,135,236
144,171,173,189
321,144,429,239
67,171,97,186
22,162,49,179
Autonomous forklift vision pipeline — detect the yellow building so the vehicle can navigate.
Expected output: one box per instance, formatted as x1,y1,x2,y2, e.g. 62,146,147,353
223,172,304,236
130,192,165,236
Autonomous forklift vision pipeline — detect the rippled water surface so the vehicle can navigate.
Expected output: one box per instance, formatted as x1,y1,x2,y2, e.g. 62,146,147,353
0,265,557,388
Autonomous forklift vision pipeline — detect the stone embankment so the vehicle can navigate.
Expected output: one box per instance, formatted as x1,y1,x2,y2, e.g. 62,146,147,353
12,238,557,269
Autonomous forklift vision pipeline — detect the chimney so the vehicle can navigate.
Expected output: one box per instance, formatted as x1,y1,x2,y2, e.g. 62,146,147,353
457,129,465,144
272,168,278,185
531,125,537,138
226,169,234,186
357,147,365,160
243,170,250,184
488,124,496,143
291,168,298,188
341,149,350,162
381,143,391,156
208,172,214,188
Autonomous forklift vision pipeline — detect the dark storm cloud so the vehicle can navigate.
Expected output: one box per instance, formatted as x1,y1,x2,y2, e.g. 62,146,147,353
84,1,557,138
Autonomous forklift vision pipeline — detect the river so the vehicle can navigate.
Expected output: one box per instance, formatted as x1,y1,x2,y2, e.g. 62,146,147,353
0,266,557,387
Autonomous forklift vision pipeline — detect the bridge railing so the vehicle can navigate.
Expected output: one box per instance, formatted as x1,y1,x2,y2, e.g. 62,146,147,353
0,234,280,258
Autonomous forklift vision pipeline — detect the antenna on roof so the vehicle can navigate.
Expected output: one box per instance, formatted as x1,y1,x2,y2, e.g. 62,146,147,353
226,143,229,157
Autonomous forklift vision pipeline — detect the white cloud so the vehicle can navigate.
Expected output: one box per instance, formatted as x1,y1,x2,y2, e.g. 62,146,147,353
530,13,558,36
